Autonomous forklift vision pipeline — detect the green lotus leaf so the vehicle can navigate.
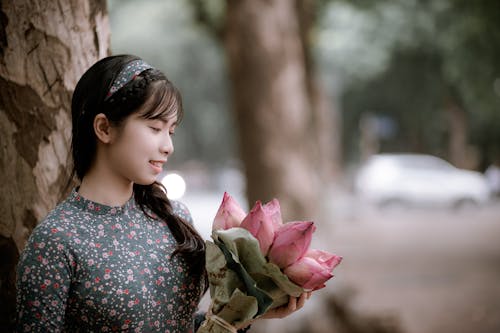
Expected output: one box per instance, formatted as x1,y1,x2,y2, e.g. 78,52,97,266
214,237,274,316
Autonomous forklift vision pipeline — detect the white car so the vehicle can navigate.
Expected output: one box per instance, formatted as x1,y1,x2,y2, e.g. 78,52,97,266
355,154,491,209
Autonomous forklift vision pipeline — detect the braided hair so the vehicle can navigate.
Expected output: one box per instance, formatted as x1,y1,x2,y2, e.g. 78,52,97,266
70,55,206,278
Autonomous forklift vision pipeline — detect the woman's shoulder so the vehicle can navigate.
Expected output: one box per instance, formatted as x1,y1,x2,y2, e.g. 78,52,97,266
29,195,81,239
170,200,194,225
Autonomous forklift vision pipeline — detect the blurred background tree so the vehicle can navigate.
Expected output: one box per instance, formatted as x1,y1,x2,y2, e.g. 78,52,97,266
321,0,500,170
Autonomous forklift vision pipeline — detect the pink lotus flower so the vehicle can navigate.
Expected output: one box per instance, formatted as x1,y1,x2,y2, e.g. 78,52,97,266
212,192,246,231
267,221,315,269
284,249,342,290
240,201,276,255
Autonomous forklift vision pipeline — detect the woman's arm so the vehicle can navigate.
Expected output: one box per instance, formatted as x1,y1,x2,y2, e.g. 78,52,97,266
16,226,73,332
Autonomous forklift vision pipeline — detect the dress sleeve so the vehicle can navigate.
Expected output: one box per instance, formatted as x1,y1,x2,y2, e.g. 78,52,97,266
170,200,194,226
16,224,74,332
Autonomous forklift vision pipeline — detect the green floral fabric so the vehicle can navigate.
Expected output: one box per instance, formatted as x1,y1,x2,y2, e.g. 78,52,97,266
16,189,204,333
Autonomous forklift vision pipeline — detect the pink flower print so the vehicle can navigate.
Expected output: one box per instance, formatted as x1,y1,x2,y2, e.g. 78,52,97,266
53,283,60,289
98,224,104,230
88,203,94,210
104,274,111,280
127,269,133,275
44,279,51,286
142,286,147,293
110,208,117,214
147,239,153,245
38,242,45,249
74,238,81,244
87,259,95,266
113,240,119,246
109,309,116,316
127,275,134,281
102,298,108,304
33,300,40,307
51,228,59,234
128,300,135,308
173,286,178,293
57,244,64,251
117,289,123,295
42,258,49,265
85,281,91,288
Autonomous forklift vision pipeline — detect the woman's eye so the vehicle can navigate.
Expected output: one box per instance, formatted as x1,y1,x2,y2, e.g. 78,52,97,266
150,127,161,132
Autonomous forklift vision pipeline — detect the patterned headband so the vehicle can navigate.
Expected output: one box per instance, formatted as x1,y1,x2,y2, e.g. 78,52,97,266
105,59,153,100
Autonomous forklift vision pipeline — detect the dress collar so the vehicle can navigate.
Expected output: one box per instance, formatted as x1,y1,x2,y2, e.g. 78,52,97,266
69,188,136,215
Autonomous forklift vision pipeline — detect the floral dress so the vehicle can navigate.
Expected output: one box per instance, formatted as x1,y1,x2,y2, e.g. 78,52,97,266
16,189,205,333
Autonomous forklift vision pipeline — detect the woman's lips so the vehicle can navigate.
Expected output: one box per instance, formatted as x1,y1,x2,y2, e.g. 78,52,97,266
149,160,165,173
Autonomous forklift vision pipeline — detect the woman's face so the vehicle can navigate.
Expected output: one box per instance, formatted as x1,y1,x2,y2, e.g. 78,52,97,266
105,111,177,186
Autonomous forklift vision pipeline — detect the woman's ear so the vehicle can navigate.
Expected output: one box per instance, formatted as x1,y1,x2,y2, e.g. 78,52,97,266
93,113,113,144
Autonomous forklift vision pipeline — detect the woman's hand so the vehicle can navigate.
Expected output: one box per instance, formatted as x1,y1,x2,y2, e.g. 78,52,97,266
235,292,312,330
260,292,312,319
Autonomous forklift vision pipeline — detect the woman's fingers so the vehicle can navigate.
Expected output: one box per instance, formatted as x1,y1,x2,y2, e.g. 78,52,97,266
296,292,308,310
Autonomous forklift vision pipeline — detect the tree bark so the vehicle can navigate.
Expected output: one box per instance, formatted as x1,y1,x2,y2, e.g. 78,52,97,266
224,0,334,221
0,0,110,328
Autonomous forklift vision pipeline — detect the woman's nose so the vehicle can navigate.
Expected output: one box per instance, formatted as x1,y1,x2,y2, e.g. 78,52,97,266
161,134,174,155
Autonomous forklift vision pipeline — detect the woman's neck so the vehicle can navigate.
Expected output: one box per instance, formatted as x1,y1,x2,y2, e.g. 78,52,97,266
78,166,134,207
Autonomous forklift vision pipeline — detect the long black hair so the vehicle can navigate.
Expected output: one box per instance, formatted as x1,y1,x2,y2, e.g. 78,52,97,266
70,54,206,277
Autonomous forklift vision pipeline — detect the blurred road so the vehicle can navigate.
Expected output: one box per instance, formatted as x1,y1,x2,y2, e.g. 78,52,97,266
183,190,500,333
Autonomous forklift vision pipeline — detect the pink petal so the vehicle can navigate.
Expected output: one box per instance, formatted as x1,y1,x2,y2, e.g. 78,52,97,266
240,201,275,254
212,192,247,231
262,199,283,231
284,256,334,291
305,249,342,271
267,221,315,268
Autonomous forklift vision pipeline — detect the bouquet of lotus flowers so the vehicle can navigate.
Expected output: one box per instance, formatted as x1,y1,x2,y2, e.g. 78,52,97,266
197,193,342,333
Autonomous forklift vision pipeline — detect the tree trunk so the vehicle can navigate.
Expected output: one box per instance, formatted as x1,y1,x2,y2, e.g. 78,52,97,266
445,97,470,169
296,0,340,183
0,0,110,328
224,0,325,221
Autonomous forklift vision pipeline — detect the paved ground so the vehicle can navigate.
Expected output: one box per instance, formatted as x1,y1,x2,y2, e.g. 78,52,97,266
184,191,500,333
317,200,500,333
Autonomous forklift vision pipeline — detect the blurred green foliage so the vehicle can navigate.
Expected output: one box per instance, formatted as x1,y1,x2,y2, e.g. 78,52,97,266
317,0,500,168
108,0,499,170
